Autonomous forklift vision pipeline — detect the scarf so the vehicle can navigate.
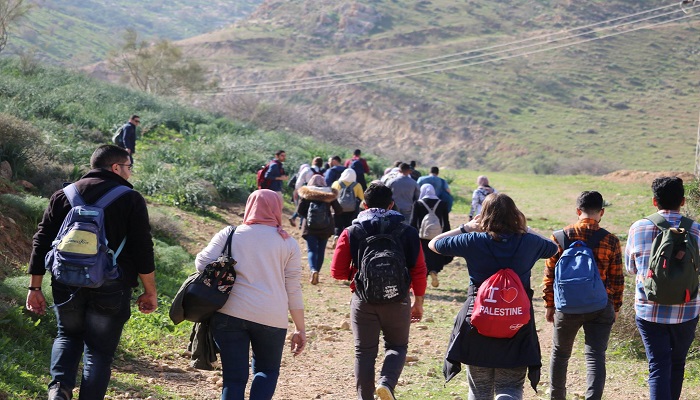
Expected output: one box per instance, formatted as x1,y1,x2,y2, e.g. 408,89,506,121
243,189,290,239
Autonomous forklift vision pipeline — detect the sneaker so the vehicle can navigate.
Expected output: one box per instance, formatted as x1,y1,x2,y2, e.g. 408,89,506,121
375,384,396,400
329,235,338,249
310,271,319,285
429,271,439,288
49,382,72,400
288,217,296,227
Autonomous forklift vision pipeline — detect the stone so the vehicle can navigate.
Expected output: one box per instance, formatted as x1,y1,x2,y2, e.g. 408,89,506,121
0,161,11,180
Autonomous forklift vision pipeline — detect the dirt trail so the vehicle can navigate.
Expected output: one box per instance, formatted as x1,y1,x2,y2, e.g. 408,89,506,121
118,204,697,400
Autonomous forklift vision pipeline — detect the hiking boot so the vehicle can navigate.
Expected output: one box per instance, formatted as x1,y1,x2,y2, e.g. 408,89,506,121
310,271,319,285
288,217,296,227
429,271,439,288
48,382,72,400
375,384,396,400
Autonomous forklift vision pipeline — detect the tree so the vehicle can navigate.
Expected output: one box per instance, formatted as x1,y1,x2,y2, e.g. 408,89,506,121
109,29,216,96
0,0,30,54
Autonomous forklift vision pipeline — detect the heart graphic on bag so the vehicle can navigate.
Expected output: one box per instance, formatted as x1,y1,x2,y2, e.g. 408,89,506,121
500,287,519,303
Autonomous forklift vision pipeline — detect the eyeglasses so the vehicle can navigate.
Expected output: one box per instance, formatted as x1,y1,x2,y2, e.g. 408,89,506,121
116,163,133,171
133,119,140,123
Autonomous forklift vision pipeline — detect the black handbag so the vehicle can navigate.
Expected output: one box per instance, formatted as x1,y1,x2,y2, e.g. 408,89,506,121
182,227,237,322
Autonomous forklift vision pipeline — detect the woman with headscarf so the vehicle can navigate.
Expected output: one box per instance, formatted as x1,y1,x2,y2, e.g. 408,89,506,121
410,183,452,288
195,189,306,400
429,193,557,399
297,174,342,285
469,175,497,220
331,168,365,247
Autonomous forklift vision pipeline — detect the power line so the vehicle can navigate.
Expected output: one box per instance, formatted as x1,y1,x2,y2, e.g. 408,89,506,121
215,4,690,94
216,3,680,91
213,10,696,95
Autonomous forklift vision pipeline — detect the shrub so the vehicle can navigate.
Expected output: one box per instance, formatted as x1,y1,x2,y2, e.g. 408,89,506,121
0,194,48,227
0,114,44,179
148,208,184,244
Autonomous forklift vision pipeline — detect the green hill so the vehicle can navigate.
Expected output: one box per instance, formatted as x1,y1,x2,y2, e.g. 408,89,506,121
163,0,700,173
5,0,264,65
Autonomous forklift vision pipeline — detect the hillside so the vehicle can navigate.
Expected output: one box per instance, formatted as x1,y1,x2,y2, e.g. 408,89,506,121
138,0,700,173
4,0,264,65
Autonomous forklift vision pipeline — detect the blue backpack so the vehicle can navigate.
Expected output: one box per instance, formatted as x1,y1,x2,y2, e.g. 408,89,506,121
45,183,132,288
553,229,609,314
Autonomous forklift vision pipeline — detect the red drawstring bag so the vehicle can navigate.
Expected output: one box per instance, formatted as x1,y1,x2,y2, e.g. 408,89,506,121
471,268,531,339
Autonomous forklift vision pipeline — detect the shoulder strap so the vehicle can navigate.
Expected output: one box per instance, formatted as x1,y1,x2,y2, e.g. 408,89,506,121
553,230,567,249
340,181,347,189
349,182,357,190
586,228,610,249
94,185,132,209
62,184,84,208
222,226,236,258
679,216,695,231
646,213,671,230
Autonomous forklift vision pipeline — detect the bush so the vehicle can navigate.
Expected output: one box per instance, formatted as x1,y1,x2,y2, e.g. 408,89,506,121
148,208,184,244
0,114,44,179
0,194,48,227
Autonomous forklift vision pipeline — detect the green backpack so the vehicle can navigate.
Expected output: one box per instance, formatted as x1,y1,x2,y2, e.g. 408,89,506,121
644,213,700,304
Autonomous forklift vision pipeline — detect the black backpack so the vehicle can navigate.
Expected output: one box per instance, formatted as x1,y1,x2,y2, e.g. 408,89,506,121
306,201,332,230
349,219,410,304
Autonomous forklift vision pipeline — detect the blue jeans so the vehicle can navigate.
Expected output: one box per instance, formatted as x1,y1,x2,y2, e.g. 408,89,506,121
50,279,132,399
350,293,411,400
211,313,287,400
550,302,615,400
305,235,328,273
635,315,699,400
467,365,527,400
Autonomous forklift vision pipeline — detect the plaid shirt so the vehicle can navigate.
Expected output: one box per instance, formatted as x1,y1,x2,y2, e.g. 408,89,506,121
625,210,700,324
543,218,624,312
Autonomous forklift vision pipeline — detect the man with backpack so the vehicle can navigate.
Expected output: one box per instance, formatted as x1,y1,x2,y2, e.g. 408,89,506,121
417,166,453,213
324,155,346,187
260,150,288,193
330,182,427,400
387,163,420,220
25,145,156,400
625,177,700,400
345,149,370,190
113,115,140,163
542,191,624,400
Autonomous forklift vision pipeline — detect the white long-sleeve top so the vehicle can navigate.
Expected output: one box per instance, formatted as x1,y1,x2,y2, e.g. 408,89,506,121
195,224,303,329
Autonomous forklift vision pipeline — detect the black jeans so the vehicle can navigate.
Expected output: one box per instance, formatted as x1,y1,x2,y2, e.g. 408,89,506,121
549,301,615,400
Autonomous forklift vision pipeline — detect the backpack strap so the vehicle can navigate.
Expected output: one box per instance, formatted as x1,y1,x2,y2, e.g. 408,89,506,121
553,230,568,250
222,226,236,258
340,181,347,190
62,184,85,208
94,185,133,209
679,216,695,232
646,213,672,230
586,228,610,249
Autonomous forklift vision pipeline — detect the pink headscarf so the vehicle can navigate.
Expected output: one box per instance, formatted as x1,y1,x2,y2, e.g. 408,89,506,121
243,189,290,239
308,174,326,187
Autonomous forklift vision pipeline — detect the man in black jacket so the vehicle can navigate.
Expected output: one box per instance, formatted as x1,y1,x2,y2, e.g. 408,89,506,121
26,145,156,400
119,115,139,163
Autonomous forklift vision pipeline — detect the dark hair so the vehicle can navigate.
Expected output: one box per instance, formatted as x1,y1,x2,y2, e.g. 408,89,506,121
354,149,362,156
430,166,439,174
394,160,402,167
577,191,604,212
91,145,129,170
652,176,685,210
410,160,416,168
479,193,527,240
399,163,411,172
312,157,323,167
364,182,393,209
332,155,342,163
130,114,140,121
275,150,285,157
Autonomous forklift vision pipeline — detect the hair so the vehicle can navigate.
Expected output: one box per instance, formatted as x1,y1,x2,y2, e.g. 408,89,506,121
353,149,362,156
410,160,417,168
312,156,323,167
477,175,490,187
130,114,140,121
577,191,604,213
90,145,130,169
430,166,439,174
275,150,285,157
394,160,402,167
399,162,411,172
332,155,342,163
652,176,685,210
478,193,527,240
364,182,394,209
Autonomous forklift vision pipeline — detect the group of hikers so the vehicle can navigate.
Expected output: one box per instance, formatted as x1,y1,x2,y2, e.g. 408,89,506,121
23,135,700,400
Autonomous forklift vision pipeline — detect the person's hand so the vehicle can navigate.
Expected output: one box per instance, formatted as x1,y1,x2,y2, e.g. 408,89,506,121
280,175,289,181
136,292,158,314
466,214,481,232
290,330,306,356
126,148,132,154
26,290,47,315
410,302,423,323
545,307,555,323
